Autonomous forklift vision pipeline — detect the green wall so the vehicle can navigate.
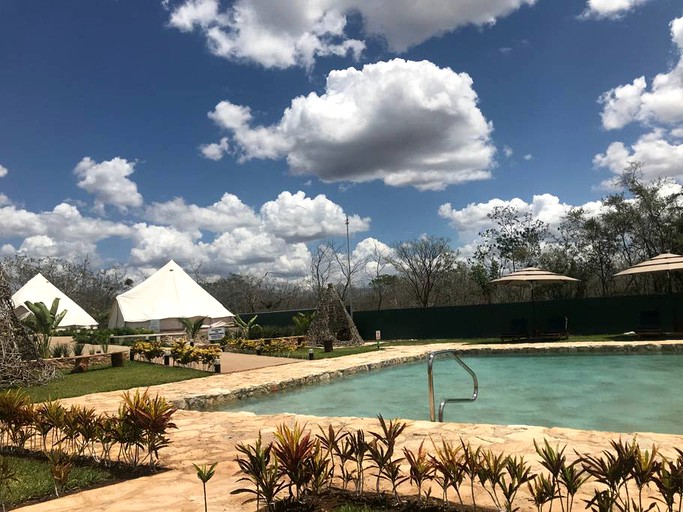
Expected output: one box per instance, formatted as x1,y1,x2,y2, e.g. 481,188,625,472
241,294,683,340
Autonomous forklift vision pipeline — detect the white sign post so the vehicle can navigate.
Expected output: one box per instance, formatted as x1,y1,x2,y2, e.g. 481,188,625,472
149,319,161,333
208,327,225,342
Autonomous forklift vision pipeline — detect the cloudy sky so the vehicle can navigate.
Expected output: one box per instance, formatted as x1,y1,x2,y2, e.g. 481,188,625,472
1,0,682,278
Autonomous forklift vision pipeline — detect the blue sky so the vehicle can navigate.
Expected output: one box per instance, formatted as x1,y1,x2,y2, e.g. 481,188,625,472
1,0,682,278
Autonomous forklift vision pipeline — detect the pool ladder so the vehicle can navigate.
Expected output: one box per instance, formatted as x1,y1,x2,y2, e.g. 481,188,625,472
428,350,479,422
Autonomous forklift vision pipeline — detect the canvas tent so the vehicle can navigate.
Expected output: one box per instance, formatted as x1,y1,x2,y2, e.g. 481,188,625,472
12,273,98,329
108,260,233,331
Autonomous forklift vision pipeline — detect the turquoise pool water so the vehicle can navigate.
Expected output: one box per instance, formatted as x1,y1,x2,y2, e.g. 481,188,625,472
217,353,683,434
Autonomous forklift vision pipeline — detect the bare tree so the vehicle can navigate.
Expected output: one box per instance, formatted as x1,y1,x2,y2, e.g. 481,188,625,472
310,242,336,301
389,236,456,308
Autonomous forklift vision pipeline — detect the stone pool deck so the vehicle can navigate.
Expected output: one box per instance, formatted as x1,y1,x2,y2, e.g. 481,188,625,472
18,339,683,511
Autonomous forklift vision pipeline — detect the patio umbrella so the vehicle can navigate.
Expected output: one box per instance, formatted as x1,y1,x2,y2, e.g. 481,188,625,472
614,253,683,330
491,267,579,334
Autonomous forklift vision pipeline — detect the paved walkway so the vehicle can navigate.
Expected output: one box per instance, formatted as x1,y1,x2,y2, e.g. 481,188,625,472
17,340,683,511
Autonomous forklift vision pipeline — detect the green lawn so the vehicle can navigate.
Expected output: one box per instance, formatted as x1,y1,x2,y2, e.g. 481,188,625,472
0,454,117,508
24,360,210,402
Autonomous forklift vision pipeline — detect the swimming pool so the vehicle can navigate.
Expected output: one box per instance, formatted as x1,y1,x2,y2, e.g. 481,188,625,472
216,353,683,434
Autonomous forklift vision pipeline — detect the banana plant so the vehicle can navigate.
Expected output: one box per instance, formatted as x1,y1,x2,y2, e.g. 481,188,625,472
234,315,261,340
22,298,67,358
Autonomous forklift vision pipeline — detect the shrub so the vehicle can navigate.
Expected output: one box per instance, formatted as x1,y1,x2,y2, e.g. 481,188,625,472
131,340,164,362
0,389,176,470
50,343,71,358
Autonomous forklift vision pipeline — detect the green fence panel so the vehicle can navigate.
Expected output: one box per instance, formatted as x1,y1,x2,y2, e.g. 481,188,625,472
243,294,683,340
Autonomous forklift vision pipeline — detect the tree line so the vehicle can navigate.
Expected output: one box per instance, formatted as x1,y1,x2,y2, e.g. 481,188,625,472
2,164,681,319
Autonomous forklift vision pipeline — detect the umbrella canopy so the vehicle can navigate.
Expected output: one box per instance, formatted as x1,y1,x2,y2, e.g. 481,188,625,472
491,267,579,285
614,253,683,276
614,253,683,331
491,267,579,336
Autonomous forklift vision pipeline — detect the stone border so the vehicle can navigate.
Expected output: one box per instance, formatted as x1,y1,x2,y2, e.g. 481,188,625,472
180,340,683,411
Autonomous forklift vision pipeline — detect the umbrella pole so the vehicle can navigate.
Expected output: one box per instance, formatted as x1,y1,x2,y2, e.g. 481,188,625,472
669,270,678,333
530,282,536,338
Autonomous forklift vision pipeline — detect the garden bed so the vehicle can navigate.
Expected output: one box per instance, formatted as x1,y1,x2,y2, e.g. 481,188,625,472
0,449,163,510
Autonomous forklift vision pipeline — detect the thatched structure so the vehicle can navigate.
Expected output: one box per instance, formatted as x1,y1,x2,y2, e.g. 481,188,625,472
0,267,57,388
308,284,363,347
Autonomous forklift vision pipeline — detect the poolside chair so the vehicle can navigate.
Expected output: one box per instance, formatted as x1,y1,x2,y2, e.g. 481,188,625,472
635,310,662,338
500,318,529,342
540,316,569,340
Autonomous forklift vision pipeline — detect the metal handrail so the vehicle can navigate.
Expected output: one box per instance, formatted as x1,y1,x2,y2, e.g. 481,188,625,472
428,350,478,422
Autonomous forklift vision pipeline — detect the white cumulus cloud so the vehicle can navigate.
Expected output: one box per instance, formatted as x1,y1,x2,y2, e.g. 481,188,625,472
582,0,651,19
0,164,8,178
74,157,144,213
439,194,605,242
167,0,536,68
145,193,260,233
260,191,370,242
593,130,683,184
598,18,683,130
199,137,230,160
207,59,495,191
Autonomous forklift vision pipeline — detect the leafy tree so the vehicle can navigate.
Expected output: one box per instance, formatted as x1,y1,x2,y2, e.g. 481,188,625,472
389,236,456,308
178,317,206,341
475,205,548,275
21,298,67,358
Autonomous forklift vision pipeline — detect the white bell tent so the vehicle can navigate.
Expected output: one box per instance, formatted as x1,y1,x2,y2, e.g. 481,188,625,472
108,260,234,331
12,273,98,329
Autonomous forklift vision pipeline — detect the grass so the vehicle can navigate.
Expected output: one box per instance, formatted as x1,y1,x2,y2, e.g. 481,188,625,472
0,453,117,509
24,360,210,402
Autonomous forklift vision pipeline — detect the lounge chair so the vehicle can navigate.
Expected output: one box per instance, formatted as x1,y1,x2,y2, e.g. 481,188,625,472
635,310,662,338
540,316,569,340
501,318,529,342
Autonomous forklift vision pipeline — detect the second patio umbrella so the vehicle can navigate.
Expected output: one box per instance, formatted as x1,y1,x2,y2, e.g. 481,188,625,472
491,267,579,335
614,253,683,330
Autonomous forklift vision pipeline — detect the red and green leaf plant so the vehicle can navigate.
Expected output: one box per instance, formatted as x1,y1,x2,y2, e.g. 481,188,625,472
317,423,346,488
528,473,560,512
534,439,566,512
332,432,356,491
404,440,433,503
478,448,508,510
194,462,217,512
558,459,588,512
272,421,317,500
499,455,535,512
232,432,285,512
652,451,683,512
46,449,73,497
348,429,368,496
461,439,483,512
630,442,659,512
430,437,465,507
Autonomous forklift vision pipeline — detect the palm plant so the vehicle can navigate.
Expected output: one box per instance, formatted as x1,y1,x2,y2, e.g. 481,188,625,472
178,317,206,341
21,298,67,358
